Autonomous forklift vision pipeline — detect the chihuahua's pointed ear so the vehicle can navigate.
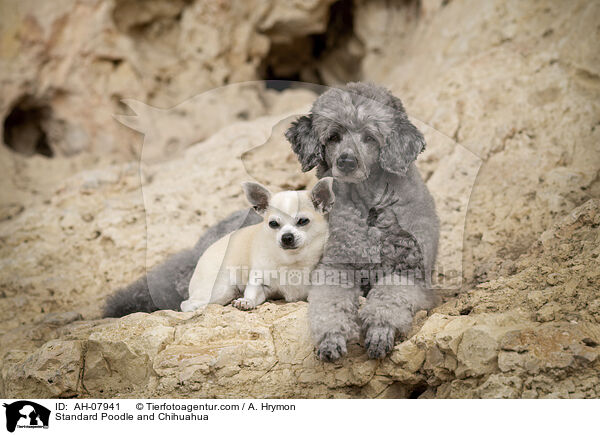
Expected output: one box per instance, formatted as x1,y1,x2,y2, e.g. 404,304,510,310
242,182,271,214
380,97,426,176
285,114,322,173
311,177,335,214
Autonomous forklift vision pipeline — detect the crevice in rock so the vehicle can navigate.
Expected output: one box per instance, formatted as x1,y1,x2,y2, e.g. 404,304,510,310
3,96,54,157
258,361,279,381
77,341,90,396
582,338,598,348
459,306,473,316
261,0,364,88
407,382,428,399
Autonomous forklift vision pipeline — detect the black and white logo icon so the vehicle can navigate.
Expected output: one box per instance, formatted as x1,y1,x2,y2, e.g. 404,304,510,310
3,401,50,432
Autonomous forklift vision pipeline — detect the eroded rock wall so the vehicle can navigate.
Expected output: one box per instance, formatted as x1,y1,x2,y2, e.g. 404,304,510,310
1,0,599,398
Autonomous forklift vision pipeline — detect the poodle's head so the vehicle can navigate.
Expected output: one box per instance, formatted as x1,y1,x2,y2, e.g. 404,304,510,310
285,82,425,182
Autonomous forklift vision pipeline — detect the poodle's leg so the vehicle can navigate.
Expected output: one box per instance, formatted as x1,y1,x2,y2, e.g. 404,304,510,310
104,208,262,317
360,273,433,359
308,270,361,362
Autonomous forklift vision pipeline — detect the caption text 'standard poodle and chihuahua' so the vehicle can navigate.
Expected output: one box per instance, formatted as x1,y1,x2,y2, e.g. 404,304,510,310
104,82,439,362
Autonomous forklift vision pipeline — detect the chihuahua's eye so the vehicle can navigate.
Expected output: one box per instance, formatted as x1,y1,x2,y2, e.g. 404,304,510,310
327,132,340,143
268,220,280,229
296,217,310,226
363,133,377,144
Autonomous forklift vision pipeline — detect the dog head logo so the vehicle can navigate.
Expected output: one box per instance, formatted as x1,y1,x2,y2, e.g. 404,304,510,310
3,401,50,432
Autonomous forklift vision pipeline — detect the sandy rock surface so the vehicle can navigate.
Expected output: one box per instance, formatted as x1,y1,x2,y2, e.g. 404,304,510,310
2,199,598,398
1,0,599,398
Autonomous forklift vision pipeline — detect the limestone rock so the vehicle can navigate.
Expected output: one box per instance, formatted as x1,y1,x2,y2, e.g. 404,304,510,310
0,0,336,158
1,0,600,398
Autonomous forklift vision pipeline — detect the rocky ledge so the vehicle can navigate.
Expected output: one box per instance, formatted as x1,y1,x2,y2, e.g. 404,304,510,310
2,200,598,398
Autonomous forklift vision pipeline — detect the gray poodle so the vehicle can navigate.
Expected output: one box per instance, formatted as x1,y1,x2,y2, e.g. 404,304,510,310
103,82,438,362
285,82,439,361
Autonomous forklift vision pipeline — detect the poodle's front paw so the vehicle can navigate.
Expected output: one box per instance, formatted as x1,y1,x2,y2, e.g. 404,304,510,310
316,333,347,362
232,298,256,311
364,324,396,359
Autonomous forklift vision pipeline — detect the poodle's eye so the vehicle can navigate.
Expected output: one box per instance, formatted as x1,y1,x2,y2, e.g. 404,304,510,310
296,217,310,226
363,133,377,145
268,220,280,229
327,132,341,143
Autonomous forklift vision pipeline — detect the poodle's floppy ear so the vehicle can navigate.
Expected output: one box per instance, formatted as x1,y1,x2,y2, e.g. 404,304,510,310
380,99,426,175
242,182,271,214
285,114,322,172
310,177,335,214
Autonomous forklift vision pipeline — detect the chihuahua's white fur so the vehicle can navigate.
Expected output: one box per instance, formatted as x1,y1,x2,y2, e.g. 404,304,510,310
181,178,334,312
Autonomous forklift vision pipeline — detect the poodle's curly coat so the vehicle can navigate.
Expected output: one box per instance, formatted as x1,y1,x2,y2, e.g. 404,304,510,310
285,82,439,361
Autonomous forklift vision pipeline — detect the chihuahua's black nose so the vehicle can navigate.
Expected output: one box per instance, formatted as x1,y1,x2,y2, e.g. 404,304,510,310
336,152,357,173
281,232,295,247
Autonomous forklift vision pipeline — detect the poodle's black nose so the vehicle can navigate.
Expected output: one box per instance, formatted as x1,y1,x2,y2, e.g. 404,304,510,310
281,232,295,247
336,152,358,173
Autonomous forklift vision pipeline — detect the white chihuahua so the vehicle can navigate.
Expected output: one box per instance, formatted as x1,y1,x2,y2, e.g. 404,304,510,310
181,178,334,312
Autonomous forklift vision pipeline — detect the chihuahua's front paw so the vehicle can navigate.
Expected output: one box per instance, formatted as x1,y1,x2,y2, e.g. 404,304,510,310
180,299,206,312
364,324,396,359
316,332,347,362
232,298,256,311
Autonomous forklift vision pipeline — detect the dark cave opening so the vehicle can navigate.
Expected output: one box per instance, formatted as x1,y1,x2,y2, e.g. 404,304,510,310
3,98,54,157
408,383,429,399
261,0,362,90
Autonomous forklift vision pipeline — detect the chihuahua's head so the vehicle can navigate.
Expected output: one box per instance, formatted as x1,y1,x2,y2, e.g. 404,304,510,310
242,178,335,253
